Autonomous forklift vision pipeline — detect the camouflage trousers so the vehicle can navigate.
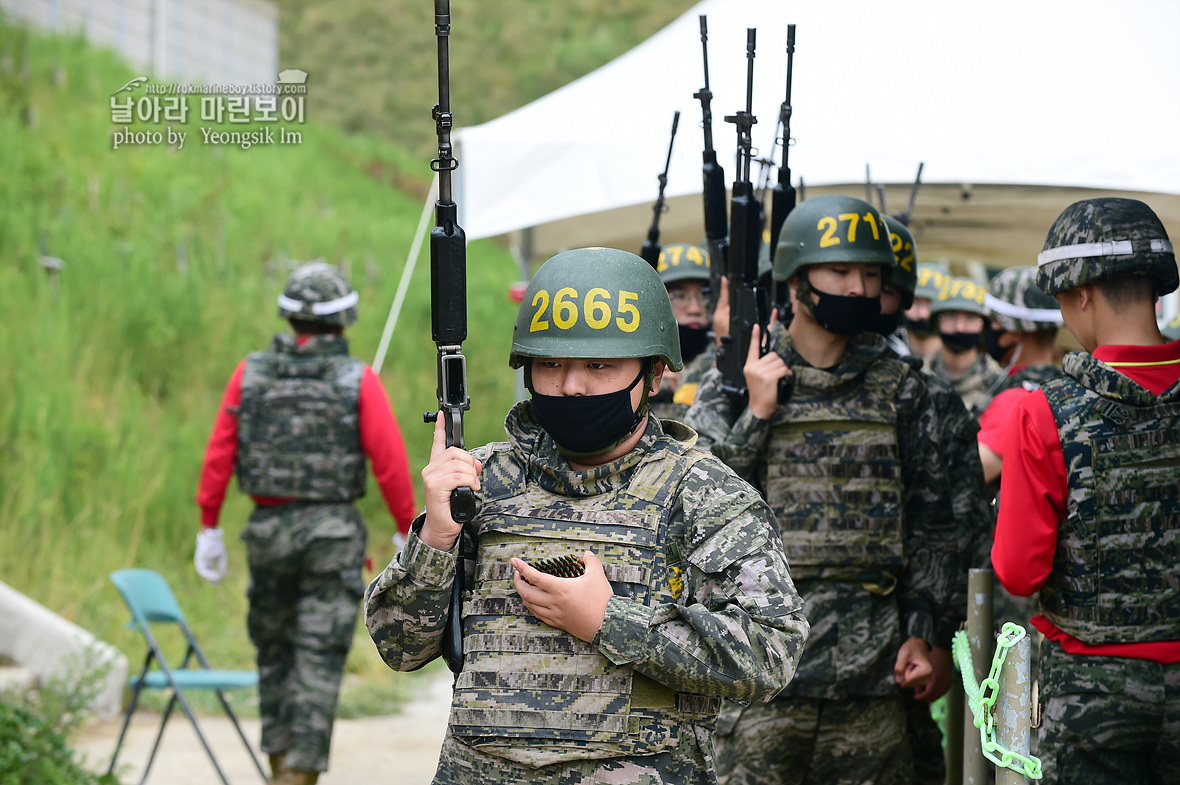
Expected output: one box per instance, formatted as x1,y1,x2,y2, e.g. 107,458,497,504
1038,639,1180,785
904,693,946,785
713,694,912,785
242,501,367,774
431,724,719,785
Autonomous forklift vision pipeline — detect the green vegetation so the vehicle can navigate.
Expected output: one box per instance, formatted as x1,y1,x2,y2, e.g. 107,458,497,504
0,15,521,707
280,0,695,161
0,652,118,784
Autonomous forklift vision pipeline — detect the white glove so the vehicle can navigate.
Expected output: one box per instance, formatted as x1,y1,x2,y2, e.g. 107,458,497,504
392,531,407,552
194,528,228,583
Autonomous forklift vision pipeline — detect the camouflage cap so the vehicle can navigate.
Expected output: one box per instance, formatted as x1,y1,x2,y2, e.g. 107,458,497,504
914,261,950,301
1037,198,1177,296
984,266,1063,333
930,276,987,317
278,262,358,326
656,243,710,286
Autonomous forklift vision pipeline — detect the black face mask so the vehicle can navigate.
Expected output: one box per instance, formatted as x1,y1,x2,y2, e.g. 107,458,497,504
529,365,648,457
808,285,883,337
940,331,982,354
866,310,902,337
984,324,1009,363
905,317,937,339
677,324,710,364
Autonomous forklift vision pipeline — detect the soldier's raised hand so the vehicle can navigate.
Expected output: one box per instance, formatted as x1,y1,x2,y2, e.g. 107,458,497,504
744,323,791,420
511,551,613,642
420,415,481,552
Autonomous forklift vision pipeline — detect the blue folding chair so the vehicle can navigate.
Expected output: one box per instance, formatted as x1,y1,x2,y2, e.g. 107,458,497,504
107,568,267,785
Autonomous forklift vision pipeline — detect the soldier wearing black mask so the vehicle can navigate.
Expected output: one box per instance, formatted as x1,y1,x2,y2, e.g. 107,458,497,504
926,277,1001,417
648,243,715,423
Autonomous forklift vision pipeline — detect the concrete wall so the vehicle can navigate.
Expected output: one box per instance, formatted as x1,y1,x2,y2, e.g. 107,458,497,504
0,580,128,717
0,0,278,86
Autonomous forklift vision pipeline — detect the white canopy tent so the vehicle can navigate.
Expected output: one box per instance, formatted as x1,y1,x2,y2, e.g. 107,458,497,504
454,0,1180,246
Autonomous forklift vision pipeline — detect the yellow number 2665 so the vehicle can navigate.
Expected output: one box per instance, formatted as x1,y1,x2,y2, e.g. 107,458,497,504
529,287,640,333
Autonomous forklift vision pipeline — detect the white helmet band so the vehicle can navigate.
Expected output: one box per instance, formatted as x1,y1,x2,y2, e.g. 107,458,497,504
277,290,358,315
983,294,1064,325
1037,239,1173,267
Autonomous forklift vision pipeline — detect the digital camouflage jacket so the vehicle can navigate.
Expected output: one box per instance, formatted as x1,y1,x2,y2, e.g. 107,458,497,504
927,349,1002,418
365,405,808,770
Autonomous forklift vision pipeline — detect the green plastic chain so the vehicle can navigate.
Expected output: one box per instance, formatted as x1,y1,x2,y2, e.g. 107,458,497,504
952,622,1043,780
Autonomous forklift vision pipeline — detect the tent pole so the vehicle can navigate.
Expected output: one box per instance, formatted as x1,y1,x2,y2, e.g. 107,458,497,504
373,173,439,375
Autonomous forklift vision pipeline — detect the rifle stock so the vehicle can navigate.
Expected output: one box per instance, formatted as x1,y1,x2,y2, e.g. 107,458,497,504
425,0,475,676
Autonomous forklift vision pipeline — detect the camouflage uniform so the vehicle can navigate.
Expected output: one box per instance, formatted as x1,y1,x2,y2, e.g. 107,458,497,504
1034,352,1180,784
365,406,809,785
993,197,1180,784
237,332,369,774
686,326,956,785
891,354,992,785
926,350,1001,417
650,345,716,424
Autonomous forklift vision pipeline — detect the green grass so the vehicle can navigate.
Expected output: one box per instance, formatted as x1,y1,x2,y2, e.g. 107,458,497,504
0,15,519,710
280,0,697,162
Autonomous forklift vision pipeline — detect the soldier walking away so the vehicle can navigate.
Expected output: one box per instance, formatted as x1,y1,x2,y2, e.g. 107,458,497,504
975,266,1064,491
926,276,1001,417
649,242,717,422
686,195,955,785
195,262,418,785
992,197,1180,784
365,247,809,785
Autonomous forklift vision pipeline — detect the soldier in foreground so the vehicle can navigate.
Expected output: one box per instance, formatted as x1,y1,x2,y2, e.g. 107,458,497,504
195,262,418,785
649,242,716,422
926,276,1001,416
992,198,1180,784
365,248,808,785
687,195,954,785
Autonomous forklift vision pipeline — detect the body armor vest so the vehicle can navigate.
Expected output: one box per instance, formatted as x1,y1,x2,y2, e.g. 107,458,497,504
1039,353,1180,644
763,355,908,574
449,426,719,766
236,333,366,501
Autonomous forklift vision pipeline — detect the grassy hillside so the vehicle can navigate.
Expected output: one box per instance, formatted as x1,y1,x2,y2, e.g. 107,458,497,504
0,15,522,699
280,0,696,161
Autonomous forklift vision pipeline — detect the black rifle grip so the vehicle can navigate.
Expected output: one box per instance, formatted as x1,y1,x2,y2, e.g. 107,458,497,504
449,486,477,523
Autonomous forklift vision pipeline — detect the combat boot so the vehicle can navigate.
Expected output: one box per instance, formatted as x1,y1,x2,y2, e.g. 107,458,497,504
267,752,285,785
276,769,319,785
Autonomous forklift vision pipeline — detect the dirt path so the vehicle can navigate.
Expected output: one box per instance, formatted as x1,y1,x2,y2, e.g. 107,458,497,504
76,670,452,785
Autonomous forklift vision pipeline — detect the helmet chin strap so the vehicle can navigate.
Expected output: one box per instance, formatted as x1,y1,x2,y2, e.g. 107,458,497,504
1001,336,1026,376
